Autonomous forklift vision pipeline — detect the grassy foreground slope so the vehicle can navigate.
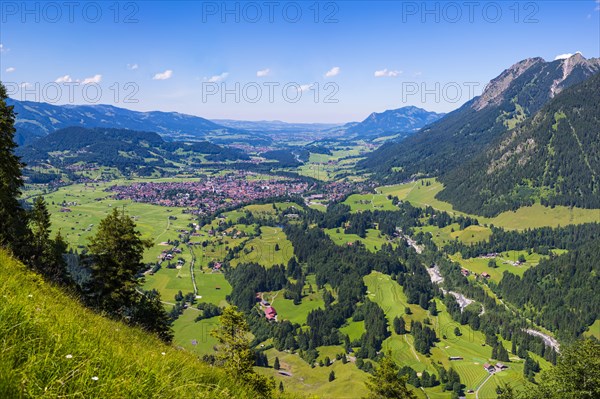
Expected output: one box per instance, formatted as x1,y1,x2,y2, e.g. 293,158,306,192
0,249,287,399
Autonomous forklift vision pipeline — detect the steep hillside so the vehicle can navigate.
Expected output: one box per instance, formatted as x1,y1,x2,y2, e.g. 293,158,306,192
360,54,600,181
7,99,268,145
497,238,600,340
345,106,445,139
437,70,600,216
0,249,277,398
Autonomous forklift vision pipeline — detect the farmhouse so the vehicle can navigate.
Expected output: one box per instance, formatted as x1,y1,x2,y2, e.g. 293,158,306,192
264,306,277,321
460,268,470,277
495,363,508,371
481,272,491,279
483,363,495,372
449,356,463,361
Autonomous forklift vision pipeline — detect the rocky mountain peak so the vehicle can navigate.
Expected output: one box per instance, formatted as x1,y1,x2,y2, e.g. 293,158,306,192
472,57,544,111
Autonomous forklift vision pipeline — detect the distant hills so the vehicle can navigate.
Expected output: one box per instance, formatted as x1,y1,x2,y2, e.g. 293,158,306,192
437,70,600,216
7,99,269,146
8,97,445,147
17,126,248,178
344,106,445,139
360,54,600,180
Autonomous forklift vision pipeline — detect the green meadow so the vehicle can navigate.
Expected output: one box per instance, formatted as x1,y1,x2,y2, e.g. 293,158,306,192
297,145,371,182
340,320,366,342
324,228,396,252
38,182,198,264
171,308,220,355
231,226,294,268
343,193,399,212
376,179,600,230
257,347,373,399
584,319,600,340
449,250,566,283
259,275,325,326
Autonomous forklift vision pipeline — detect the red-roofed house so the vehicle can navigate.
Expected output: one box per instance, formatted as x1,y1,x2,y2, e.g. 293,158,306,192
264,306,277,321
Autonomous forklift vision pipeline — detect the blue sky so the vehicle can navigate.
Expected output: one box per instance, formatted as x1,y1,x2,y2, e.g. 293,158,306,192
1,0,599,122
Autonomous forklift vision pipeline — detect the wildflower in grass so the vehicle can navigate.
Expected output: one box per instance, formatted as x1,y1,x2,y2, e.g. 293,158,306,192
65,354,73,359
91,376,99,381
27,294,33,298
161,352,166,356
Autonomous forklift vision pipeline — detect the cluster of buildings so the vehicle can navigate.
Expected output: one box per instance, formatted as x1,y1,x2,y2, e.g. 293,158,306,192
158,246,183,262
255,293,278,321
483,362,508,373
108,173,308,214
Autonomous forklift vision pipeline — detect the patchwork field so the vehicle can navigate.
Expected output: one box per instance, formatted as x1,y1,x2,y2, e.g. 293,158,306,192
38,181,198,264
377,179,600,230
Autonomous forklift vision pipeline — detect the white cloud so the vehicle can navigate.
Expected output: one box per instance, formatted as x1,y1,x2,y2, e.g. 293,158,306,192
554,51,582,60
55,75,73,83
325,66,340,78
256,68,270,77
82,74,102,84
5,67,15,73
413,71,423,77
0,43,6,53
206,72,228,82
20,82,32,89
153,70,173,80
127,63,139,70
374,68,402,77
596,0,600,11
299,83,314,92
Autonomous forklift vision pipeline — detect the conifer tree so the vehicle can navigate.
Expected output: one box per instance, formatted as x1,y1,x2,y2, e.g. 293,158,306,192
87,207,151,311
0,82,30,259
211,306,274,397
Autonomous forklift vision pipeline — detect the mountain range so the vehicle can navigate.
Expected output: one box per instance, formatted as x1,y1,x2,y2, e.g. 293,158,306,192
7,99,269,146
360,54,600,181
9,97,445,147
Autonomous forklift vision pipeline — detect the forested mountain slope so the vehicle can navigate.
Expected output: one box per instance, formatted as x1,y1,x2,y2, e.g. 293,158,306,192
360,54,600,181
497,238,600,340
17,126,248,175
437,70,600,216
